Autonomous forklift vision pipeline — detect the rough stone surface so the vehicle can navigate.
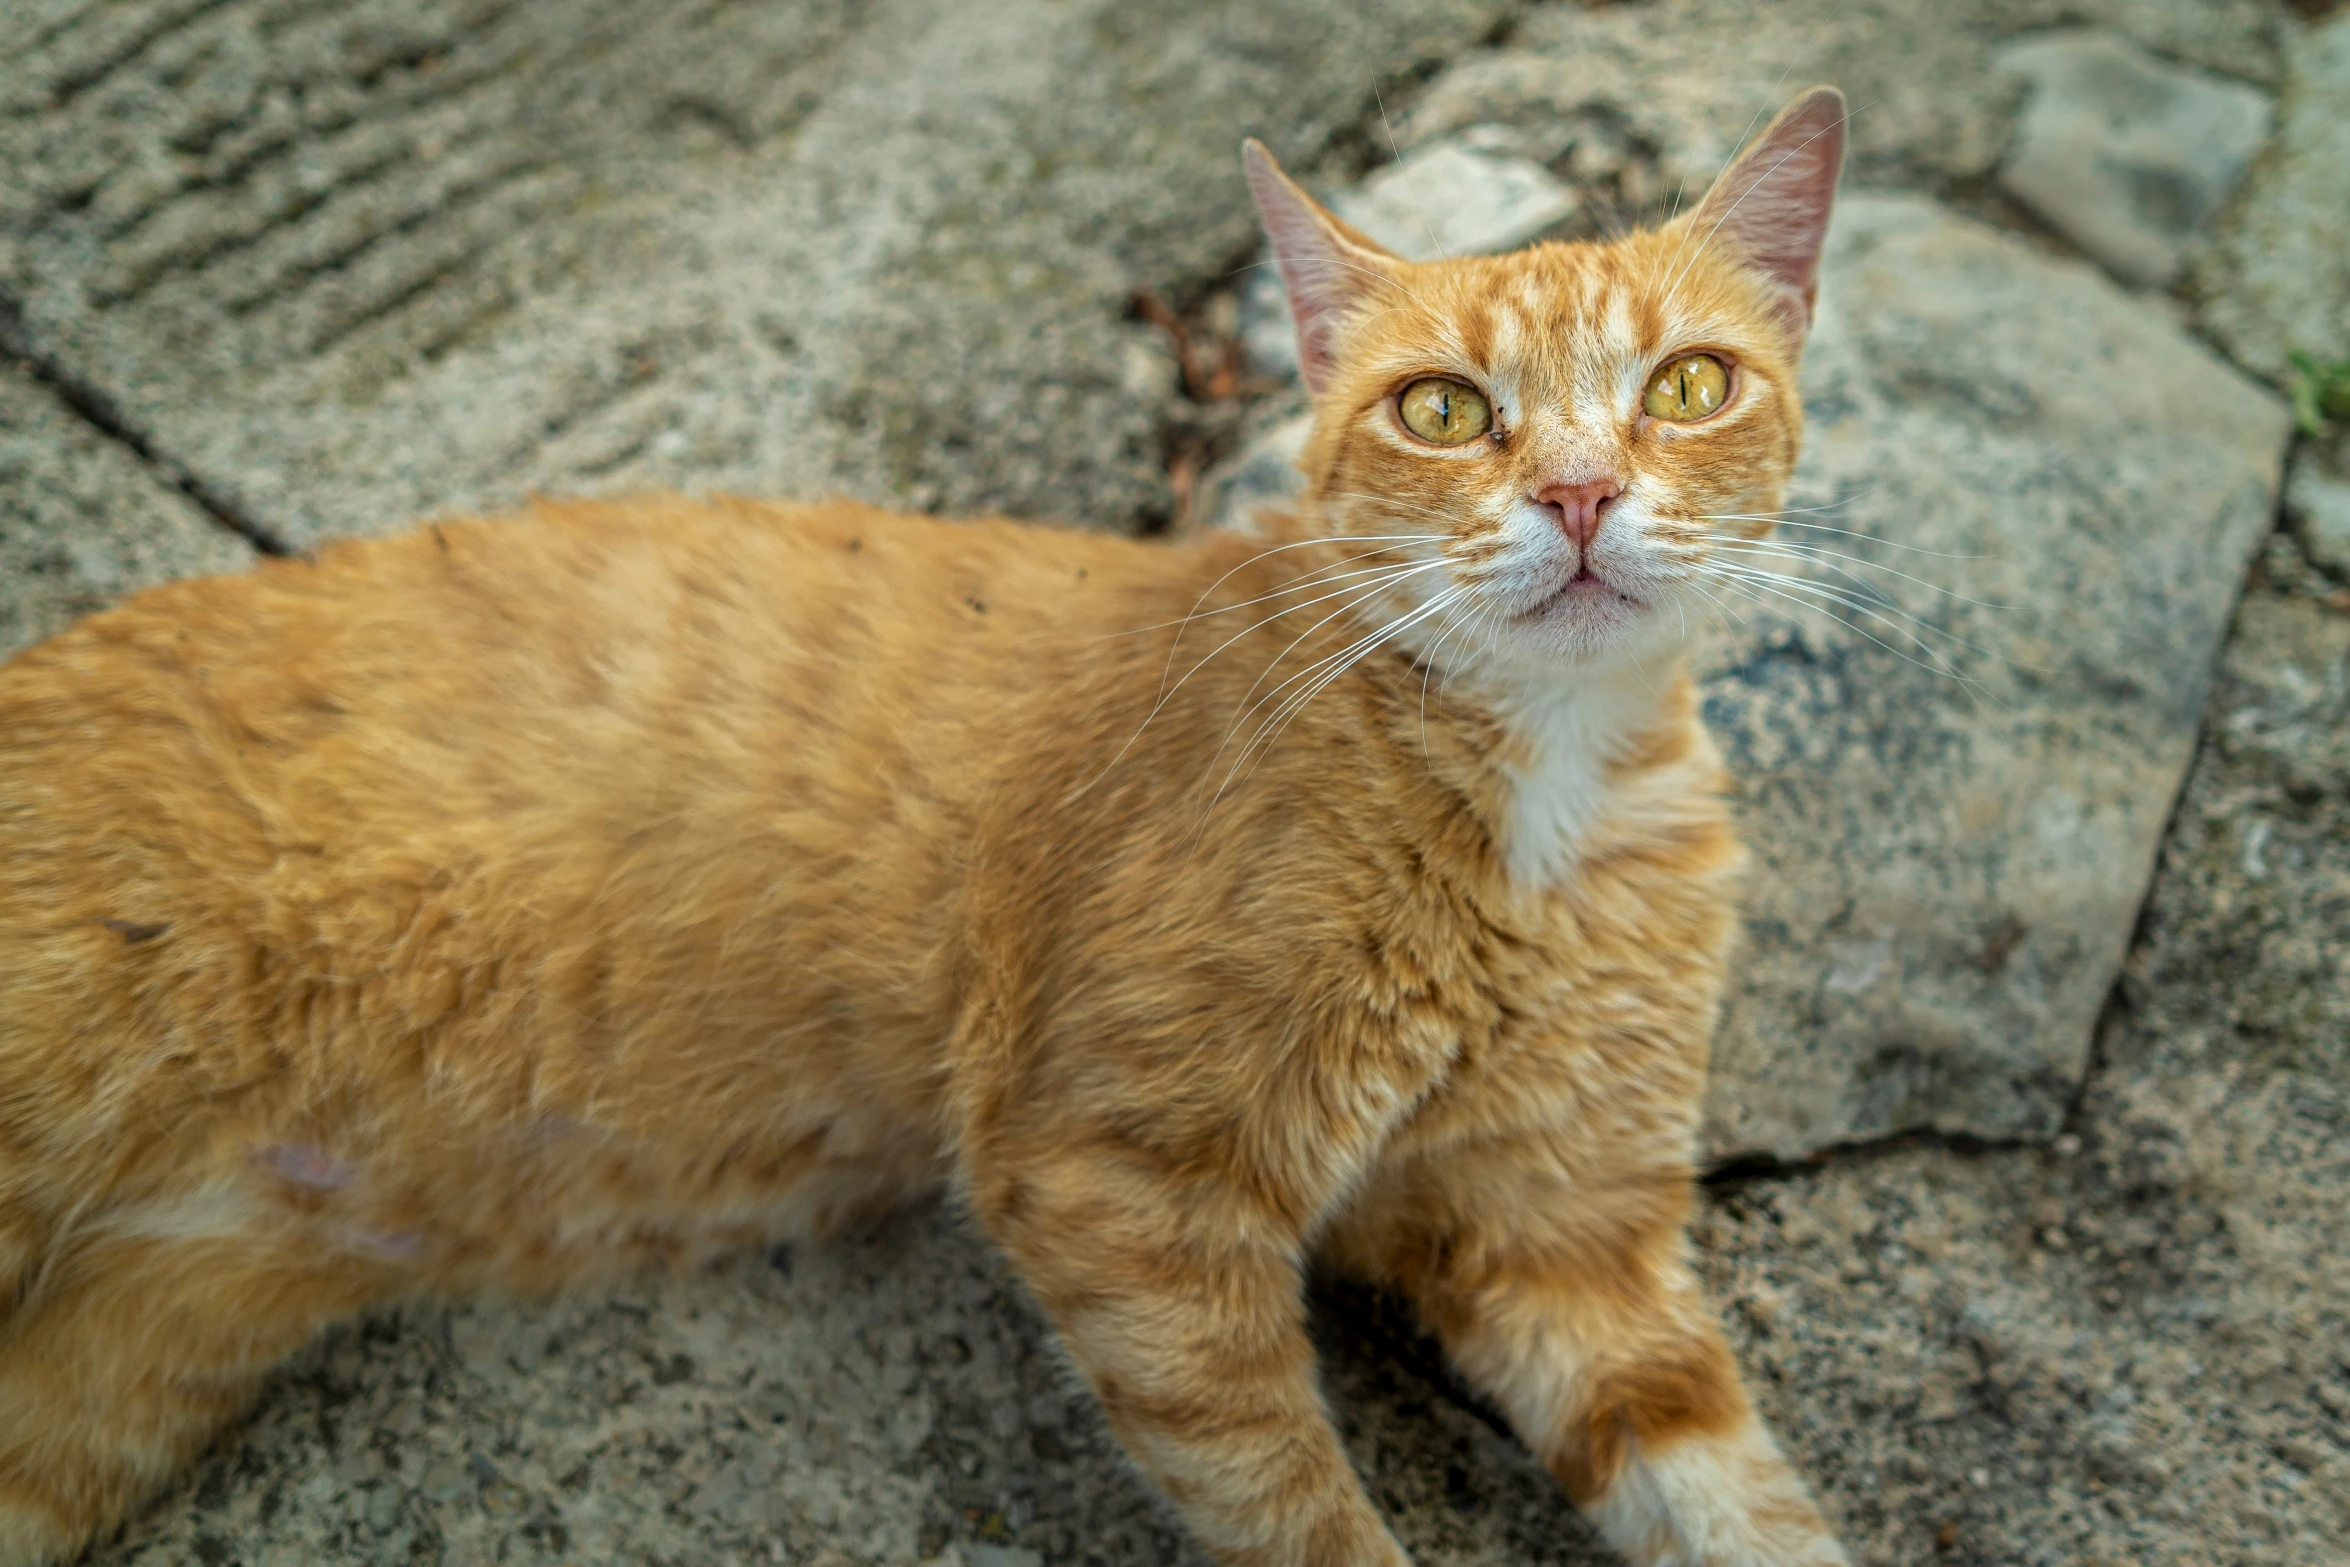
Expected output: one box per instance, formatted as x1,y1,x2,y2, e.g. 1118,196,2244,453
1995,30,2270,288
0,362,252,659
2286,435,2350,578
0,0,1514,548
2198,10,2350,382
1194,404,1311,535
1333,138,1580,260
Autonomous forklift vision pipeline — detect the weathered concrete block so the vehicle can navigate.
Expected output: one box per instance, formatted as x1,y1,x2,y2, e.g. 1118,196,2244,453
0,363,253,660
1995,30,2270,288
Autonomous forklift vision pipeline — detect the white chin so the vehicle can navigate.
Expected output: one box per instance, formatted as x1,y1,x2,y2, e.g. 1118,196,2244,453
1524,583,1650,655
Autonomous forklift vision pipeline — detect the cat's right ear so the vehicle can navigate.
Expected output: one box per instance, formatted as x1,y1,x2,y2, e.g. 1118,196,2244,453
1682,87,1846,340
1242,139,1405,394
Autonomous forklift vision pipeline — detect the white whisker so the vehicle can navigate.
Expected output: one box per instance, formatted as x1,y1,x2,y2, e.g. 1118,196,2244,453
1709,537,2006,610
1130,531,1447,640
1316,490,1475,528
1417,594,1486,751
1146,551,1452,636
1067,553,1451,804
1695,565,1995,696
1211,569,1456,772
1678,575,1753,630
1697,513,1979,560
1699,558,2000,662
1208,587,1470,821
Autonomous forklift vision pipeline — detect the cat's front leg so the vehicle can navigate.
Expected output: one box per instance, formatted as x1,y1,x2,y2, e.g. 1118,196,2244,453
1329,1150,1846,1567
969,1148,1412,1567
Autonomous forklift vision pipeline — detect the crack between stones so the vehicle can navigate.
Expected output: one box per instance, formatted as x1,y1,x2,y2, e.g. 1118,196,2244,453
1700,1124,2051,1190
0,292,296,558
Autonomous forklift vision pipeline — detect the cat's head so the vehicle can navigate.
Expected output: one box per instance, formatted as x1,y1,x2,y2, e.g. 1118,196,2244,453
1244,89,1845,678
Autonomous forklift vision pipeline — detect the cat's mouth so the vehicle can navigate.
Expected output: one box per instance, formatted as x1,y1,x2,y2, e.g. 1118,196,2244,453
1527,569,1642,618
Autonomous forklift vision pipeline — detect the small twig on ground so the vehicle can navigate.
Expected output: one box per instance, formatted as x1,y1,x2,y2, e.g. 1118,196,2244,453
1131,288,1246,402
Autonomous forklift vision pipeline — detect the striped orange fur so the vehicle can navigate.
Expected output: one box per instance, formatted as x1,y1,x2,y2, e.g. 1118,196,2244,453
0,93,1851,1566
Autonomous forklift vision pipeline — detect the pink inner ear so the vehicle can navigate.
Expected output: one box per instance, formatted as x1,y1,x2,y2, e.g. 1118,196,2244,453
1691,89,1847,336
1242,140,1392,394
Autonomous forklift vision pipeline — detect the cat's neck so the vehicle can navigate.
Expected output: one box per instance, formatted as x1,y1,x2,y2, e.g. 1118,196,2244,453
1243,517,1705,891
1469,657,1688,888
1359,564,1696,889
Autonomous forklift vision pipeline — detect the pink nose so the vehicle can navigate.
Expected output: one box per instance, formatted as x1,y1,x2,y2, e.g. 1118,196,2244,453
1532,478,1623,550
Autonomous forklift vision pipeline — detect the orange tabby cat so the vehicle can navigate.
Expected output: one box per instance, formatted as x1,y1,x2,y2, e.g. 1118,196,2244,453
0,92,1849,1567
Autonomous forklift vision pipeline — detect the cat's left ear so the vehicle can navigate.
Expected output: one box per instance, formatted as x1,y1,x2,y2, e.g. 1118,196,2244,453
1684,87,1847,339
1242,138,1407,393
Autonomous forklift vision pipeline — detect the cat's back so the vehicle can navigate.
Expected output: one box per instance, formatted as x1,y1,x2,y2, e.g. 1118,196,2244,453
0,491,1141,859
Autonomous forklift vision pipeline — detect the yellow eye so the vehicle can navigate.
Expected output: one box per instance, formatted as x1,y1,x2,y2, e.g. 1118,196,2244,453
1643,353,1730,422
1398,378,1492,445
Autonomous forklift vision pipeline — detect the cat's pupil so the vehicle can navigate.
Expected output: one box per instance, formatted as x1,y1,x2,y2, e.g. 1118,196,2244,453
1398,378,1491,444
1644,354,1727,421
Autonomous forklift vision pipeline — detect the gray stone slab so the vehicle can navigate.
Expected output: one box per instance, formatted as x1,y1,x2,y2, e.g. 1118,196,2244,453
0,360,252,659
2197,10,2350,384
1995,30,2271,288
1199,192,2291,1159
1699,193,2288,1158
0,0,1512,550
1696,579,2350,1567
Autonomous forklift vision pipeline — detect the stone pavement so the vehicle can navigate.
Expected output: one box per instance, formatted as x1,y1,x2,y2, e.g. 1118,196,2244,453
1,1,2344,1564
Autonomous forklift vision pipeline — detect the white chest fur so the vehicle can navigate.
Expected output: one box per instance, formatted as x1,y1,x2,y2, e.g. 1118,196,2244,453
1490,672,1667,888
